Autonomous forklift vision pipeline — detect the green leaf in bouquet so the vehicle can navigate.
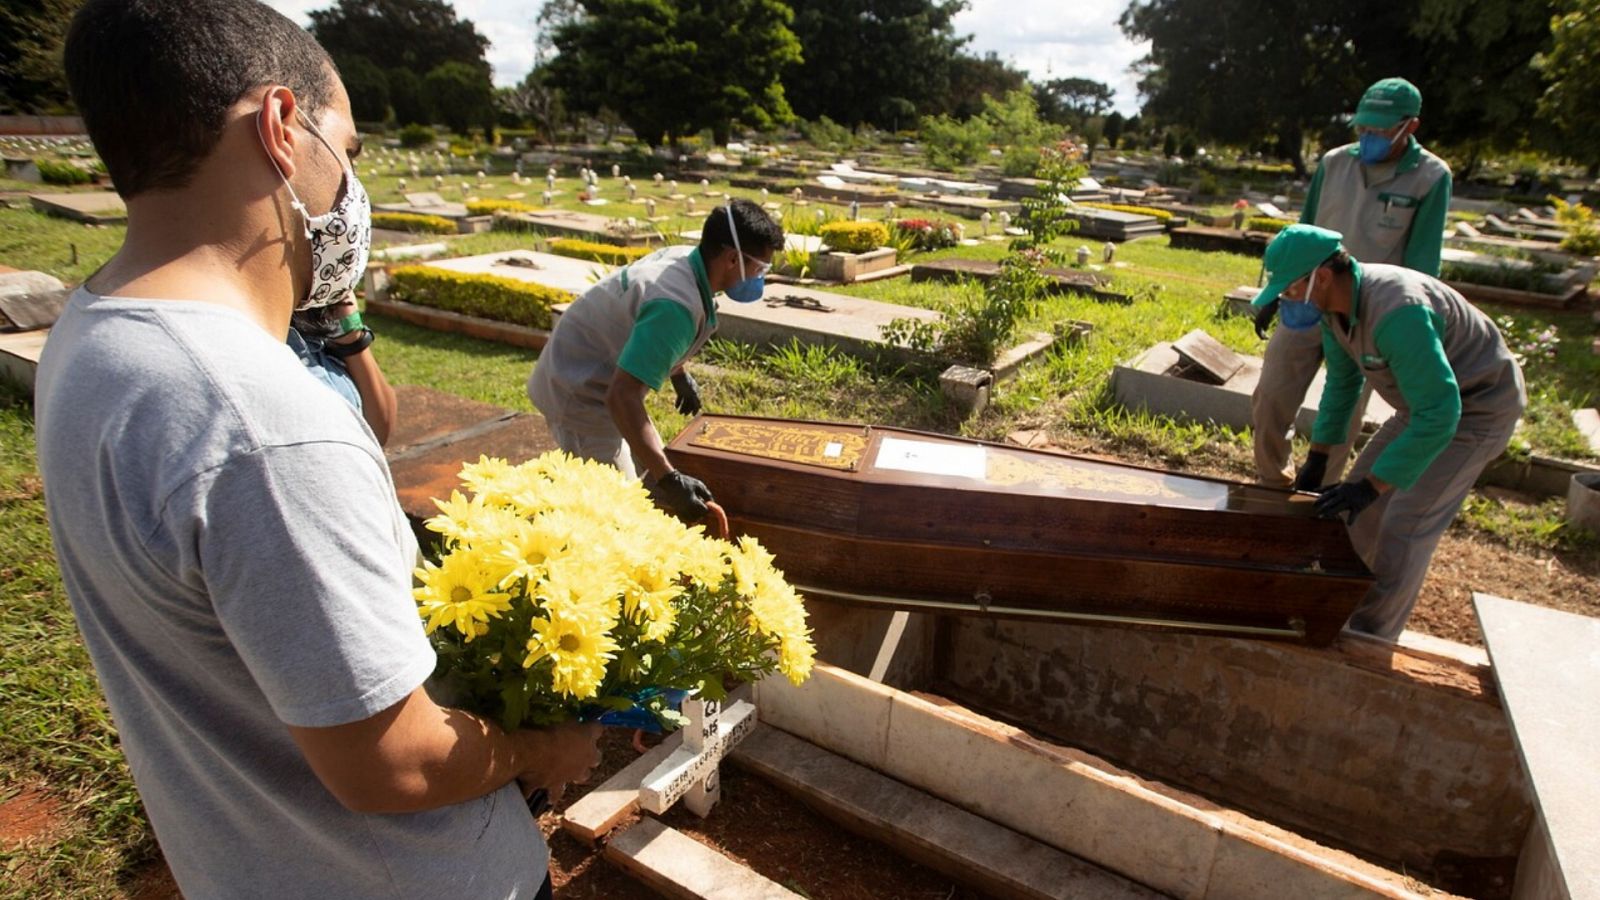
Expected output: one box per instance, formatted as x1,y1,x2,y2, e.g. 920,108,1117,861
655,707,689,730
595,695,639,712
696,678,728,703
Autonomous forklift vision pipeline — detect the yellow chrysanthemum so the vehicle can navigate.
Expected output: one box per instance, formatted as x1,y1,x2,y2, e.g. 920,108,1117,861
525,610,618,699
496,511,576,586
414,548,514,640
778,632,816,684
459,455,521,506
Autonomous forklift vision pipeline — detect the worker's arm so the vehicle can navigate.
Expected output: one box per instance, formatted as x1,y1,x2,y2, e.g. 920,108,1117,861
1299,161,1326,225
1403,170,1452,277
1309,328,1365,449
607,370,673,480
332,339,397,446
288,686,601,814
1363,306,1460,490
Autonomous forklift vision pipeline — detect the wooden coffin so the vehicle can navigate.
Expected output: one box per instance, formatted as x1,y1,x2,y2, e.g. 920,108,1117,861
665,415,1373,646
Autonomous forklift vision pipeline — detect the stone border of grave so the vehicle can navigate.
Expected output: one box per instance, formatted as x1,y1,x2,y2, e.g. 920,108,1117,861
366,297,551,351
1443,278,1586,311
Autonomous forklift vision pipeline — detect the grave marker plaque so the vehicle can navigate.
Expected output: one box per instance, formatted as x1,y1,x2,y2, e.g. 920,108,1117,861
639,695,757,817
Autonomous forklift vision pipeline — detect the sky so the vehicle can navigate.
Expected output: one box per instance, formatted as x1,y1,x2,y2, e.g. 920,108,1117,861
266,0,1150,115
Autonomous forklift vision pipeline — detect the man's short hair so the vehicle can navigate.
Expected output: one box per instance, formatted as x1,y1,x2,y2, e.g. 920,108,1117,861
65,0,336,199
701,199,785,258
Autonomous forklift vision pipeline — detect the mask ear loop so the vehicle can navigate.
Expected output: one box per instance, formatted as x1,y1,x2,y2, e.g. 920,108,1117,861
256,93,315,239
725,204,745,282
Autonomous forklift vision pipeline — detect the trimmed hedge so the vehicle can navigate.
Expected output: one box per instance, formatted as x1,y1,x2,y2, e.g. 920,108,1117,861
385,266,571,329
1246,216,1294,235
467,199,539,216
36,158,92,185
1079,202,1174,221
372,212,457,234
548,239,654,266
819,220,889,254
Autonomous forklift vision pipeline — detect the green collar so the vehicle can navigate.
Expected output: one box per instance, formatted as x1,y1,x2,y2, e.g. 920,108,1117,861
1343,136,1423,173
1347,258,1365,327
688,247,716,327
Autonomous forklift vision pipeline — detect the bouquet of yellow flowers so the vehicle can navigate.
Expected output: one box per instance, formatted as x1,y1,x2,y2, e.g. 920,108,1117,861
414,451,814,732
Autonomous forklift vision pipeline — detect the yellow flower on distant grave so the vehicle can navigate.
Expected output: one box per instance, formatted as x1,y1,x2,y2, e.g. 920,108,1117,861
414,548,514,640
525,610,618,699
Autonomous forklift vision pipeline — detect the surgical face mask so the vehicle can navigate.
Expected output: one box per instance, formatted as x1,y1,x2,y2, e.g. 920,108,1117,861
1358,121,1409,165
723,204,766,304
1278,271,1322,331
259,109,371,310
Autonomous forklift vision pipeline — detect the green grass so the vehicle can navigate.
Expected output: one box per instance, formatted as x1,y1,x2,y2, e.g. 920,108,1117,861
0,204,126,284
1459,491,1598,553
0,378,155,899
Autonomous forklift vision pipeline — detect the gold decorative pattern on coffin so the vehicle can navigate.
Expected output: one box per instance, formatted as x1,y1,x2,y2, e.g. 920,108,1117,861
984,451,1188,500
688,420,867,470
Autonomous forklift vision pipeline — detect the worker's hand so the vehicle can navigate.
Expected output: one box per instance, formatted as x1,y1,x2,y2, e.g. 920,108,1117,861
1292,450,1330,493
1253,298,1280,340
671,370,702,417
514,721,603,799
649,470,714,522
1314,479,1380,524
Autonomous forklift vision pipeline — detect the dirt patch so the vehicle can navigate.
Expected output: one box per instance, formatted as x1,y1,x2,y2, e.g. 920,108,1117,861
0,785,69,850
121,859,182,900
1411,527,1600,646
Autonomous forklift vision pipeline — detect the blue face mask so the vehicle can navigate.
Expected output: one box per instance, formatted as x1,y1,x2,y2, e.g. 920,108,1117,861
723,204,766,303
1277,272,1322,330
726,273,765,303
1358,123,1407,165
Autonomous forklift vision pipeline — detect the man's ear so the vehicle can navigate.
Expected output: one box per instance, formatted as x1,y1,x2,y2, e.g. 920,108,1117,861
257,86,302,181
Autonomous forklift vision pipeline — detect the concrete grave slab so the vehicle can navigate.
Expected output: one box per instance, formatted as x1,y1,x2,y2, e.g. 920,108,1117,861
0,271,68,331
499,208,658,246
0,328,47,390
734,725,1162,900
28,191,126,225
1475,593,1600,900
1112,340,1395,433
643,284,941,360
1065,207,1166,241
419,249,609,296
1171,329,1244,384
904,194,1020,220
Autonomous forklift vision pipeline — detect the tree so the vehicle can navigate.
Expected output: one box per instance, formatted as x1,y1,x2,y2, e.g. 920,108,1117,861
310,0,491,80
501,65,568,143
0,0,83,113
1535,0,1600,173
1035,77,1115,125
1121,0,1384,175
545,0,801,147
425,61,495,135
785,0,969,130
940,51,1028,120
1162,130,1177,158
1104,110,1125,149
336,55,390,124
387,67,430,126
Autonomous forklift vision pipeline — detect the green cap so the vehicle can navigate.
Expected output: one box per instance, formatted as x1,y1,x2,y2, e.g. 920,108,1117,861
1352,77,1422,130
1251,225,1345,308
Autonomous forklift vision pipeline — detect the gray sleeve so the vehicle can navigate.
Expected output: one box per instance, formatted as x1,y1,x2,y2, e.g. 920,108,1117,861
191,441,436,728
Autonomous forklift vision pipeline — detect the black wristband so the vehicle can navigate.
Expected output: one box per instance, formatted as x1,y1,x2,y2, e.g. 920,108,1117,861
324,327,375,359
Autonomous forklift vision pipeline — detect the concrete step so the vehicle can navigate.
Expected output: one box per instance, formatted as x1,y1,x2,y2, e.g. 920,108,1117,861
734,723,1164,900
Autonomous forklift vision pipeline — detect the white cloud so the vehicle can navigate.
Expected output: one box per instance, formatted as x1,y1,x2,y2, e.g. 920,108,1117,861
953,0,1148,115
269,0,1149,103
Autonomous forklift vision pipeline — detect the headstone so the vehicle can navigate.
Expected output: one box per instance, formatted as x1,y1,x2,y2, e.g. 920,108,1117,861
0,271,69,332
645,197,657,218
612,164,621,178
627,182,637,201
1256,201,1288,220
1455,221,1481,238
1171,329,1245,385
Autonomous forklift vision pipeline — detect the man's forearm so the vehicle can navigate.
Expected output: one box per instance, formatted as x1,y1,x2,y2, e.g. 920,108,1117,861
340,348,397,445
606,372,672,480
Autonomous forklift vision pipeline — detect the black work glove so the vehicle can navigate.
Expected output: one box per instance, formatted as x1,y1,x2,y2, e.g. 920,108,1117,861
671,370,702,417
1292,450,1330,493
1253,297,1280,340
1314,479,1380,524
649,470,714,522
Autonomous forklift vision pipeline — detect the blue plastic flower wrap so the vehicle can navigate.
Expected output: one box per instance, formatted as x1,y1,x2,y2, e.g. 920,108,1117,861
579,686,692,734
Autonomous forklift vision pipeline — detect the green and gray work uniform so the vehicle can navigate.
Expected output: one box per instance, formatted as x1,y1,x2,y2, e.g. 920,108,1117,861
1315,263,1523,640
1253,138,1452,486
527,245,716,478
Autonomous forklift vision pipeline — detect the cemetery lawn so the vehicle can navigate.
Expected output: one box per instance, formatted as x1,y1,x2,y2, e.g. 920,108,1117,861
0,204,124,285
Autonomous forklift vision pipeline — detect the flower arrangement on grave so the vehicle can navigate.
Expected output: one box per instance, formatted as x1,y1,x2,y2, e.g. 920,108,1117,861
414,452,815,733
892,217,964,251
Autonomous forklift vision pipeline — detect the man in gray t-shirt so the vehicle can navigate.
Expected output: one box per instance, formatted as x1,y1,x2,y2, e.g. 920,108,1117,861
37,3,600,897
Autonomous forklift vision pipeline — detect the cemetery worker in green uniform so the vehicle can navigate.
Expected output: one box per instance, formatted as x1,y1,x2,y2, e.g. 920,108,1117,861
527,199,783,522
39,3,601,898
1252,77,1453,490
1252,225,1524,641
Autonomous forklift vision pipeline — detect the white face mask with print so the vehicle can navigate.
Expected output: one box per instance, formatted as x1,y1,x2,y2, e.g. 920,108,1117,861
258,108,371,310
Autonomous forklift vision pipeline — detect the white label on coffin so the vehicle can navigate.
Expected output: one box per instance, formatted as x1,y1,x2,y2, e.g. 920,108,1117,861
874,436,987,480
